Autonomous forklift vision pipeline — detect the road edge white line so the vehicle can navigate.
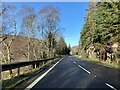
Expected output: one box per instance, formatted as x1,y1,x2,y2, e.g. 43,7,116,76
78,65,91,74
24,58,63,90
105,83,117,90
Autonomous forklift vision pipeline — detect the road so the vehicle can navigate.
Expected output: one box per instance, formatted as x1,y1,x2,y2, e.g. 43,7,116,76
27,56,120,89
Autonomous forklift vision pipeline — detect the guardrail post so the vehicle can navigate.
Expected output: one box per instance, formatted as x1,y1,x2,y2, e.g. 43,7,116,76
35,64,36,68
32,64,35,69
36,63,39,68
17,68,20,76
42,62,44,67
10,70,13,78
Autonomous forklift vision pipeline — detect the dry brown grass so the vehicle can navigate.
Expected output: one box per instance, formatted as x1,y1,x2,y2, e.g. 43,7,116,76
76,55,120,69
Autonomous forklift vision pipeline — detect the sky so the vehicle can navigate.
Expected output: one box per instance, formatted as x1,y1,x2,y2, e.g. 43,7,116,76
3,2,89,47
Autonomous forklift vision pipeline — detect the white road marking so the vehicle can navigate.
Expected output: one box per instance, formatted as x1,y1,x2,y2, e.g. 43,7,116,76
24,58,63,90
70,58,91,74
69,57,72,61
70,58,74,62
70,59,73,61
105,83,117,90
78,65,91,74
73,61,76,64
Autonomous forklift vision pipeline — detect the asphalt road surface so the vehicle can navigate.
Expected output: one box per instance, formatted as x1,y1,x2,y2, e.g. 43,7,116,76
27,56,120,90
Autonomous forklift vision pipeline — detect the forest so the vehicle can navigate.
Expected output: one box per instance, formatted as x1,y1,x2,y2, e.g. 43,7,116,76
79,2,120,64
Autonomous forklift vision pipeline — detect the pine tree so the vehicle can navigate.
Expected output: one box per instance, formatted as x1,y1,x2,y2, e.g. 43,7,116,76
79,2,120,61
56,36,67,55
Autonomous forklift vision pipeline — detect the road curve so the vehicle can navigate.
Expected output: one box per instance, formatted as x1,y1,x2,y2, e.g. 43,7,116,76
26,56,120,89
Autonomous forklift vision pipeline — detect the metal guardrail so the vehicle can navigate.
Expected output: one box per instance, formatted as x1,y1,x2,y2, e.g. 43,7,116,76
1,57,60,72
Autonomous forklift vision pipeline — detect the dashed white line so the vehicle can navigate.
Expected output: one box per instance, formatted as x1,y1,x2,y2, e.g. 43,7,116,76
73,61,76,64
105,83,117,90
78,65,91,74
24,58,63,90
69,57,72,61
70,57,117,90
70,59,73,62
70,58,91,74
70,58,76,64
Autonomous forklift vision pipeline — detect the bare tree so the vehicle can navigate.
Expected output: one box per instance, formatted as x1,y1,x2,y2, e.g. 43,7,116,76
39,5,60,58
20,5,37,61
0,6,9,43
1,5,17,64
0,5,18,77
37,23,42,59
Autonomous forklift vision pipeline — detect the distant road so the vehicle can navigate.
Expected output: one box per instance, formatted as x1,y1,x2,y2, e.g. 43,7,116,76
27,56,120,89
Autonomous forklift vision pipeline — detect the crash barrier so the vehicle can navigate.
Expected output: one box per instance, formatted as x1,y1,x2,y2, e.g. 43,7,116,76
1,56,61,80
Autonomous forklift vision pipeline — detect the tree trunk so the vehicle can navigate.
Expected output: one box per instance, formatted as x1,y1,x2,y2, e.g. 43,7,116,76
28,39,30,61
7,47,11,63
33,43,37,59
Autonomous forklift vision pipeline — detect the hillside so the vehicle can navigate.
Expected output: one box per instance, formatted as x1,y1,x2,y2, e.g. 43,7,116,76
70,45,79,55
1,35,42,64
79,2,120,64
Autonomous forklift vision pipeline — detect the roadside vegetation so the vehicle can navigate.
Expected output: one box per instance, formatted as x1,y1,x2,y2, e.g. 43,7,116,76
76,56,120,69
78,2,120,68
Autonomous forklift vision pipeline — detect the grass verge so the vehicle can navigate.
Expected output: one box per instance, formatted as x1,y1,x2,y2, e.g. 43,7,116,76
76,56,120,69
